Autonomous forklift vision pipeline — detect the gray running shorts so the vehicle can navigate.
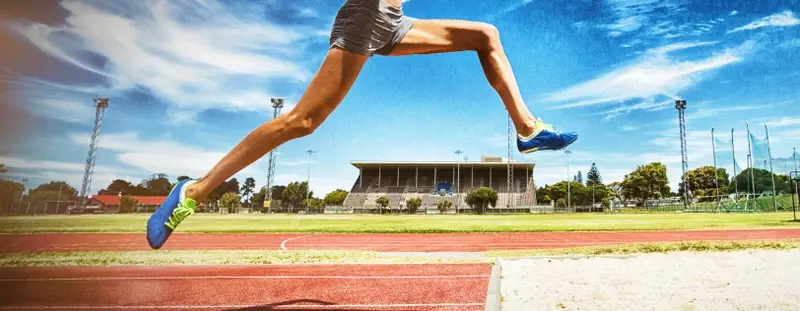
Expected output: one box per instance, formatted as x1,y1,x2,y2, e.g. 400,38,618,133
330,0,417,56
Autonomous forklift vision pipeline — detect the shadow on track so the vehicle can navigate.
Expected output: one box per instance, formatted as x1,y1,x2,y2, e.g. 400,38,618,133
225,299,378,311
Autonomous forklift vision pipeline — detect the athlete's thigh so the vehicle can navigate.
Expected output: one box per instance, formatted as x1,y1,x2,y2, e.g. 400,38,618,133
292,47,370,119
387,19,489,56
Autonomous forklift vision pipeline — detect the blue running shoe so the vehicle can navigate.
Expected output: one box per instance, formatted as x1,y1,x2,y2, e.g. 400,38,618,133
147,179,197,249
517,119,579,154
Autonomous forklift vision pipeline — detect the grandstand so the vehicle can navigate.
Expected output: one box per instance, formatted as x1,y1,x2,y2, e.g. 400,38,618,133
343,156,536,213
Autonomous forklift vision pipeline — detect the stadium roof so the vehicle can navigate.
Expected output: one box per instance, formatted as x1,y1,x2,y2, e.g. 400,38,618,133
350,161,535,169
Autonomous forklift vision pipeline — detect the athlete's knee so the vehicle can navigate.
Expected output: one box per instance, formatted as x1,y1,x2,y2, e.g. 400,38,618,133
467,22,501,51
284,111,319,137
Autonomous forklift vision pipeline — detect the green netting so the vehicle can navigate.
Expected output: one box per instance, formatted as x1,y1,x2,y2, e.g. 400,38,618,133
749,132,771,171
771,152,799,176
713,134,742,178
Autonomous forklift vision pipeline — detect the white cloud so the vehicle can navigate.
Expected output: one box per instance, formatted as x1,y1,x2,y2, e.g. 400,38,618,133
27,98,95,124
601,0,687,37
730,11,738,16
686,105,769,120
0,155,131,175
67,131,264,182
543,41,748,110
766,117,800,128
600,99,672,121
621,125,639,131
5,0,315,122
728,11,800,33
486,0,534,21
0,155,140,193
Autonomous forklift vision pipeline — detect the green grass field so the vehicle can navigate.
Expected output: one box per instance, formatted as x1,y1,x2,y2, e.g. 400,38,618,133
1,212,799,233
3,240,798,267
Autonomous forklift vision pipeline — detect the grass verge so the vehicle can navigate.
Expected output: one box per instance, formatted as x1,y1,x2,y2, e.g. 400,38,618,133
2,212,800,233
0,250,485,267
485,240,800,258
3,240,799,267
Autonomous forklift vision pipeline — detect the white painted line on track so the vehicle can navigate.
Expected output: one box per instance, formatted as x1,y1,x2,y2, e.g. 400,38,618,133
0,303,485,309
0,275,491,282
280,234,312,250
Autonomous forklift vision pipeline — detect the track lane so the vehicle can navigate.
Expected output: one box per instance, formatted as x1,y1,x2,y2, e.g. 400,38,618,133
2,229,799,252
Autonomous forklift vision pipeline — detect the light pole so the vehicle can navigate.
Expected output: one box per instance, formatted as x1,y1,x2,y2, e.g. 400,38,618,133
454,150,463,212
565,150,572,210
306,149,315,202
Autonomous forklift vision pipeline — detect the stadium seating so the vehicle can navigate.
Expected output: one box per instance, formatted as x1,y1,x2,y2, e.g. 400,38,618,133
341,166,538,213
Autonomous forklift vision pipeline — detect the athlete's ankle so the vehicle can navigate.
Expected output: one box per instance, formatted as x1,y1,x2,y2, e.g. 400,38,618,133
518,121,537,138
184,181,204,202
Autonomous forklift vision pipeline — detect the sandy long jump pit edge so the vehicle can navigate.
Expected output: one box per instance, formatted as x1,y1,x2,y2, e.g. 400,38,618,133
498,250,800,311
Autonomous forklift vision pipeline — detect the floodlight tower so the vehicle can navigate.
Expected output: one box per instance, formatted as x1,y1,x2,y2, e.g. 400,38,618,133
676,99,690,210
507,115,514,211
264,98,284,210
78,97,109,209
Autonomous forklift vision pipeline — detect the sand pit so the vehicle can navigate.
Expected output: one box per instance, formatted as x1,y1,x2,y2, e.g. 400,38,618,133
499,250,800,311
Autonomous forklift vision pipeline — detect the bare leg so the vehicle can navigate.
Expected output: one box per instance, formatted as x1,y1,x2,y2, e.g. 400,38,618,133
186,48,370,201
388,20,537,137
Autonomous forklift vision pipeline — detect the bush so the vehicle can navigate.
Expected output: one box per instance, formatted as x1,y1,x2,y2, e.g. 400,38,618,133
437,200,452,214
375,196,389,213
406,197,422,214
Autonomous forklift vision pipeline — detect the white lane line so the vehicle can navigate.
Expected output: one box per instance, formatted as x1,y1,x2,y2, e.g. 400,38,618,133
280,234,312,250
0,302,485,309
0,275,490,282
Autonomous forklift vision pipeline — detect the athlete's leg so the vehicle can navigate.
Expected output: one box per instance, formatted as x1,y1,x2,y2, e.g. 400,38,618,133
389,19,534,136
188,47,369,202
146,47,369,249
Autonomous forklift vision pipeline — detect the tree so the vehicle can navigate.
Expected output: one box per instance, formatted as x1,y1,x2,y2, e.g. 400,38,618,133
324,189,348,206
241,177,256,203
27,181,78,204
305,197,325,213
574,171,583,184
535,185,551,204
436,199,452,213
140,174,172,196
679,166,730,200
406,197,422,214
282,182,309,212
0,164,6,174
621,162,670,206
177,176,192,182
119,195,138,213
220,192,239,211
0,180,24,209
375,196,389,213
729,168,790,195
465,187,498,214
99,179,146,196
207,178,242,205
586,163,602,186
607,181,624,202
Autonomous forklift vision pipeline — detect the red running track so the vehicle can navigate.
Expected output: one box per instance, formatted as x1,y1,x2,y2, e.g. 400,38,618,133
2,229,800,253
0,264,491,311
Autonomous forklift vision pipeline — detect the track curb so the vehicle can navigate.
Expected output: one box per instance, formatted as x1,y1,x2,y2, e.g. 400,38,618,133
484,261,502,311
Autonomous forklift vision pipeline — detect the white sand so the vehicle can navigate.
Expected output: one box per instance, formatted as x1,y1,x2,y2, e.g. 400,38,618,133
499,250,800,311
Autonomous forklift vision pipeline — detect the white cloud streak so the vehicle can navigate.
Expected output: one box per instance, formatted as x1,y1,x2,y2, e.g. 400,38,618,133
728,11,800,33
6,0,316,122
67,131,262,181
543,40,750,111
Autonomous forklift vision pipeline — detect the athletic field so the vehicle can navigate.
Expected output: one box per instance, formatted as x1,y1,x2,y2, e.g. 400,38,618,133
1,212,799,233
2,212,800,310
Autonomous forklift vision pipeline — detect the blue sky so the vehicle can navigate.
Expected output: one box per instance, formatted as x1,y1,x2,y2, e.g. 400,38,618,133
0,0,798,196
